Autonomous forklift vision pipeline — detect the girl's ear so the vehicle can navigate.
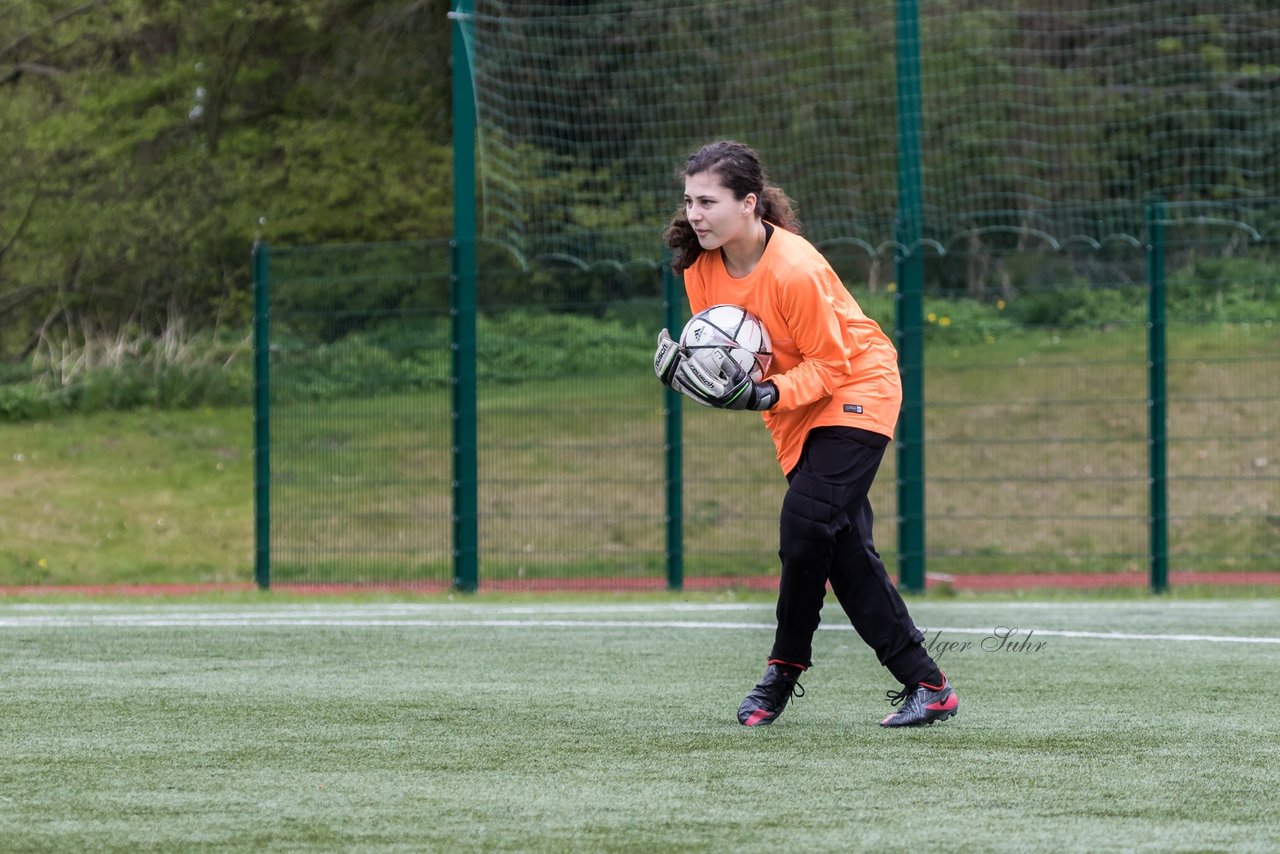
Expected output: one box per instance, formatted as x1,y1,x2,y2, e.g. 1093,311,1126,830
742,192,758,217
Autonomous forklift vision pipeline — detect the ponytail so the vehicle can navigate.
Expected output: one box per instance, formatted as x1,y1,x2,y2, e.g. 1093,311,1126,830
757,185,801,235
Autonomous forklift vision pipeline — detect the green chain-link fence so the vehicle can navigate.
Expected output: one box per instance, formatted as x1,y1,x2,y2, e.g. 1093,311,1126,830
253,211,1278,591
257,241,455,585
919,212,1278,590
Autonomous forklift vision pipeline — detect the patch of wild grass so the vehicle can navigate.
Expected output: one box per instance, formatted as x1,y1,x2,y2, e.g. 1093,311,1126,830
0,321,252,422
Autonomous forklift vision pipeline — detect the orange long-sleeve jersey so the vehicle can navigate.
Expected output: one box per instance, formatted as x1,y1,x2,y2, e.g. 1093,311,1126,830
682,225,902,475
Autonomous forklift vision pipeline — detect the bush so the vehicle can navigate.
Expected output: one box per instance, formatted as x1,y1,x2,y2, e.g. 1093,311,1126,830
0,383,65,421
271,308,654,402
1006,285,1145,329
1167,256,1280,322
0,328,253,423
919,296,1023,343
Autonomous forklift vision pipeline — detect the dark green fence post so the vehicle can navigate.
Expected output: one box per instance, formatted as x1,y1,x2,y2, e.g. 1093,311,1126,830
662,260,684,591
1146,200,1169,593
252,242,271,591
450,0,479,592
894,0,927,594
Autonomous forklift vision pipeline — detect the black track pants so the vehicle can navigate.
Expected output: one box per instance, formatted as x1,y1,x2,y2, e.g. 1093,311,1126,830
769,426,937,686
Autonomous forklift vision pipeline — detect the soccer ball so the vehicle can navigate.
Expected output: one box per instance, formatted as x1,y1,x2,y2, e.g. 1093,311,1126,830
679,304,772,382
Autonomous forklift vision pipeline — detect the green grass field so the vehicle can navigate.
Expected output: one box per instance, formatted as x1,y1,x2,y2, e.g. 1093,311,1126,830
2,321,1276,588
3,595,1278,852
0,407,252,586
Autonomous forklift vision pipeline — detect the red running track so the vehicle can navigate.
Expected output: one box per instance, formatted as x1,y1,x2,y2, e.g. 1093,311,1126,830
1,571,1277,598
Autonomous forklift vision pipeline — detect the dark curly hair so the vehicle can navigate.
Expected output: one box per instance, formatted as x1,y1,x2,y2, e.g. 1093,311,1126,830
663,140,801,273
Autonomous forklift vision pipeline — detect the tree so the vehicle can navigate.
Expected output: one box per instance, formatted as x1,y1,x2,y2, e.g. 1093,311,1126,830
0,0,454,359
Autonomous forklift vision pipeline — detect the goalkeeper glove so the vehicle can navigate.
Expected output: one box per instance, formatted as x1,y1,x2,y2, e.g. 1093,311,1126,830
653,328,685,389
673,348,779,411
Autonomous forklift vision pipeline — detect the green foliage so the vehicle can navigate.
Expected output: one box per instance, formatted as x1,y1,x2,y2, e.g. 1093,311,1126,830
919,296,1024,343
270,241,455,343
0,327,251,422
1167,254,1280,322
470,1,1280,266
481,309,652,379
995,253,1280,328
485,258,665,315
272,308,654,402
0,0,453,359
1006,286,1147,330
0,383,54,422
273,328,446,401
4,1,1280,422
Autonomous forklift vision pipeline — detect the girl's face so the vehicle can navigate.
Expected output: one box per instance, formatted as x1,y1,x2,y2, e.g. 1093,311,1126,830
683,170,757,252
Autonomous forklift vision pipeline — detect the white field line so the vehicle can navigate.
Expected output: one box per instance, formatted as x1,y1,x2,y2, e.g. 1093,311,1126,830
4,599,1276,615
0,609,1278,644
0,602,774,616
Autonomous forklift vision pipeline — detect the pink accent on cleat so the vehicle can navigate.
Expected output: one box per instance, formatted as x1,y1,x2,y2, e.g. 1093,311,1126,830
925,693,959,712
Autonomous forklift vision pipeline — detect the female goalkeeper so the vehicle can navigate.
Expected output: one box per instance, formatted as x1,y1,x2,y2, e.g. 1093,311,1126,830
653,140,958,728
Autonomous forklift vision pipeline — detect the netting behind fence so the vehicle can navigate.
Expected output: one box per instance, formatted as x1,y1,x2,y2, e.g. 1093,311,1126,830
466,1,1280,264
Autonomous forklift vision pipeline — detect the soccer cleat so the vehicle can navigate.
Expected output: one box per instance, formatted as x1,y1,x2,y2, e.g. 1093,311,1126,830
737,661,806,727
879,676,958,728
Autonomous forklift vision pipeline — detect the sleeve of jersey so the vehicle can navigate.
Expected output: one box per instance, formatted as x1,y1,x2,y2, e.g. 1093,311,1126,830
769,265,873,411
682,264,710,315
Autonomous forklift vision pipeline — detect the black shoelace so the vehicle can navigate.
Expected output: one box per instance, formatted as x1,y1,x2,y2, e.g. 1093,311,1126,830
762,672,804,703
885,685,914,706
